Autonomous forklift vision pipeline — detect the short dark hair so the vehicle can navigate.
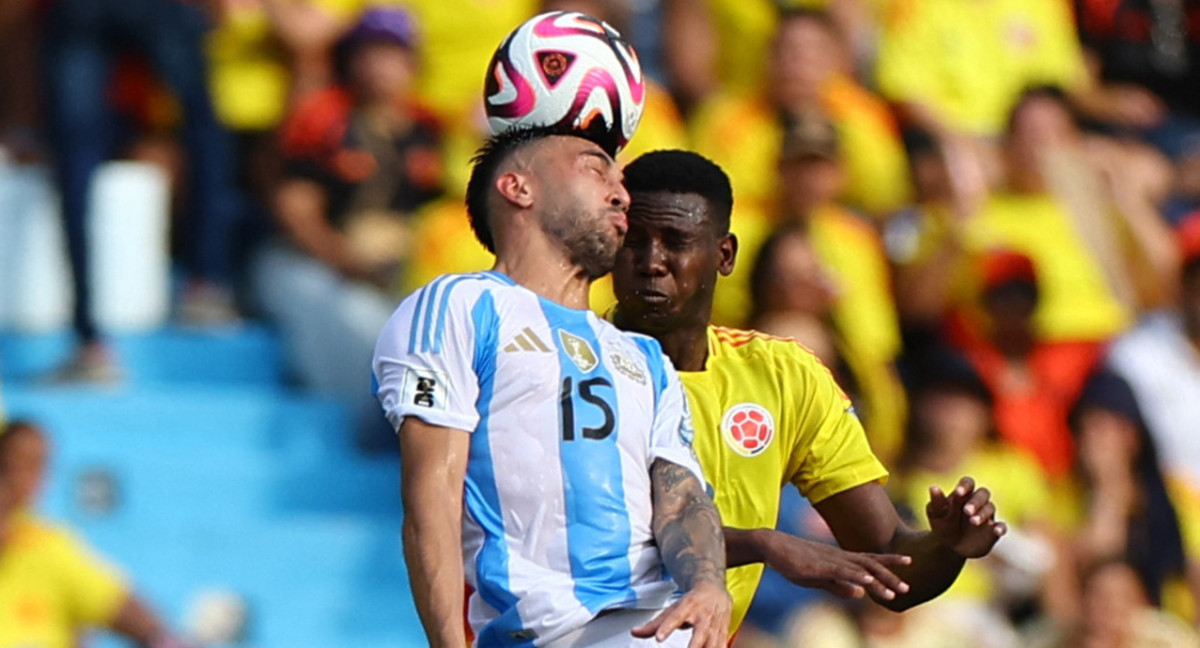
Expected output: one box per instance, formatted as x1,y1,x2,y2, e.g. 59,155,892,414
622,150,733,234
465,124,608,253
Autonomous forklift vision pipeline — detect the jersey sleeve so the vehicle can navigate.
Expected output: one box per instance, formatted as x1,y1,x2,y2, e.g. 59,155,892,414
647,354,707,486
788,357,889,504
373,278,486,433
50,527,130,627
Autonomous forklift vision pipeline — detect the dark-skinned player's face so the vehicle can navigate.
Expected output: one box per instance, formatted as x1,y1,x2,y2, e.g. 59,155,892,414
613,191,734,333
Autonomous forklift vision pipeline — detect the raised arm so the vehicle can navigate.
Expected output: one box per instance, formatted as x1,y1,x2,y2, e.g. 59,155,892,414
632,459,731,648
814,477,1006,611
398,417,471,648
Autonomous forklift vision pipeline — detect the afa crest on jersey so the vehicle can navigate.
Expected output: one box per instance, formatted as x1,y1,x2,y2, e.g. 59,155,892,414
721,403,775,457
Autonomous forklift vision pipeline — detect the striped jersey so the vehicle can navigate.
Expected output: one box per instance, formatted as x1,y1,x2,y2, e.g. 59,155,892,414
373,271,705,647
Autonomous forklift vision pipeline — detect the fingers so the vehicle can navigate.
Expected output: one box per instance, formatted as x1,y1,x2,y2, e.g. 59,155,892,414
967,501,995,527
630,612,663,639
960,484,988,516
859,554,911,599
635,590,730,648
927,484,950,518
953,476,975,501
820,579,867,599
823,554,911,601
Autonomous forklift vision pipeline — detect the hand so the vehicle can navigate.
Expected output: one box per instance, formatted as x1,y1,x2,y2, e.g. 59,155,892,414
761,531,912,601
631,581,731,648
926,476,1006,559
1098,84,1167,129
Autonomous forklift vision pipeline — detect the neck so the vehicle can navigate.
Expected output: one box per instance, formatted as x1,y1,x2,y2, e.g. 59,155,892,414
656,323,711,372
613,310,710,371
493,221,592,309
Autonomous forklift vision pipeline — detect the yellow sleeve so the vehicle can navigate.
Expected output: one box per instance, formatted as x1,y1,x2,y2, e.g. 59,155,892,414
1027,0,1087,92
875,0,942,108
49,529,130,628
786,354,889,503
1167,475,1200,563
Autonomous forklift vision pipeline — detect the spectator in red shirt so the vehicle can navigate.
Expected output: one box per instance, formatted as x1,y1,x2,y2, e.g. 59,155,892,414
253,6,444,450
960,250,1105,481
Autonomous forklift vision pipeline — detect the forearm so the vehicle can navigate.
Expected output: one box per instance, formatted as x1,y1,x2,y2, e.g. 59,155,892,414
397,420,471,648
651,461,727,591
110,595,175,648
401,500,467,647
724,526,770,569
881,526,965,610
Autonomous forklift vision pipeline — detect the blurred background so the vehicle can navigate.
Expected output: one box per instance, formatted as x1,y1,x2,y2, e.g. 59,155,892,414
3,0,1200,646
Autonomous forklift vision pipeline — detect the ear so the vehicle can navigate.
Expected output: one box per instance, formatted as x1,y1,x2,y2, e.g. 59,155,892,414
495,170,534,209
717,233,737,277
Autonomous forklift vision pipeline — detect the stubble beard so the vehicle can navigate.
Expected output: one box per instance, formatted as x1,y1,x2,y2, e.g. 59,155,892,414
541,204,620,281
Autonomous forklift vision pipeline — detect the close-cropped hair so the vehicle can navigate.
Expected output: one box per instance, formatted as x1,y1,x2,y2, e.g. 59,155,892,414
622,150,734,235
465,123,596,253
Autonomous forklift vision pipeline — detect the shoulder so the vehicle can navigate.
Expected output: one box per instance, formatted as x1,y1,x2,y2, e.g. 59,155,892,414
710,327,826,370
381,272,508,346
404,272,512,310
606,327,674,388
710,327,846,398
1111,312,1183,359
9,514,93,559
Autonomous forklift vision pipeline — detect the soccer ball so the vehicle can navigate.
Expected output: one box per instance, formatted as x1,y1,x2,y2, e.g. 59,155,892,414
484,11,645,154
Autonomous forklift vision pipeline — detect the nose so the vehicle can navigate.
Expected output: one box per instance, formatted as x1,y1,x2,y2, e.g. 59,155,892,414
633,236,668,277
610,178,630,212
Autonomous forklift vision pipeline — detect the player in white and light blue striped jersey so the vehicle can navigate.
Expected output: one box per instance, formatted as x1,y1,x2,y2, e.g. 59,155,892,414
373,127,731,648
376,271,699,644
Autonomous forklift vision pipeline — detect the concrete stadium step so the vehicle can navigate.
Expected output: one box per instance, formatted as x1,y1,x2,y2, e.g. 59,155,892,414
0,323,287,386
6,384,400,521
76,516,422,648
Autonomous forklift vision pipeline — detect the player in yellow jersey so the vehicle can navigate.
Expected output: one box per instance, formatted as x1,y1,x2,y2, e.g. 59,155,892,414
610,150,1007,636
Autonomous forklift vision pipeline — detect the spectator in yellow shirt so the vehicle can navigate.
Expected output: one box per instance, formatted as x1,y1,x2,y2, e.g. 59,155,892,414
689,7,912,219
890,87,1178,345
0,421,181,648
754,114,908,460
876,0,1087,139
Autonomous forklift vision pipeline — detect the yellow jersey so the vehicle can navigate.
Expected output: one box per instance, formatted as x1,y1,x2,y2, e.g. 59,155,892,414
681,326,889,634
962,193,1132,341
876,0,1086,136
688,81,912,220
0,513,129,648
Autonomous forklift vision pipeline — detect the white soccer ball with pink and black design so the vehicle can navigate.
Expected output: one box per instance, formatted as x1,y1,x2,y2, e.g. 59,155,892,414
483,11,645,154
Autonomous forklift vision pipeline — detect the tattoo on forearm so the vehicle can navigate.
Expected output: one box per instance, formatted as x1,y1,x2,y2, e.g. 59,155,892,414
651,460,726,591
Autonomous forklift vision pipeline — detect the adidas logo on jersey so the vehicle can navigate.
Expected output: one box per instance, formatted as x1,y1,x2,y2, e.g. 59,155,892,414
503,327,552,353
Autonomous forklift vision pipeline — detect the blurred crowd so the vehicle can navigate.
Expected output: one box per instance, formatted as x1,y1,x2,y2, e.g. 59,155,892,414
3,0,1200,646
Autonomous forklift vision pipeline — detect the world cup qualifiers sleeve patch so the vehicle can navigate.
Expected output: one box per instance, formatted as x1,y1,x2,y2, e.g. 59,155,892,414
400,366,449,410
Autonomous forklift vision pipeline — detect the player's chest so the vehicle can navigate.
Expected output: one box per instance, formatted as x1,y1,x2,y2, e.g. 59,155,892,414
491,323,657,435
683,376,784,464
